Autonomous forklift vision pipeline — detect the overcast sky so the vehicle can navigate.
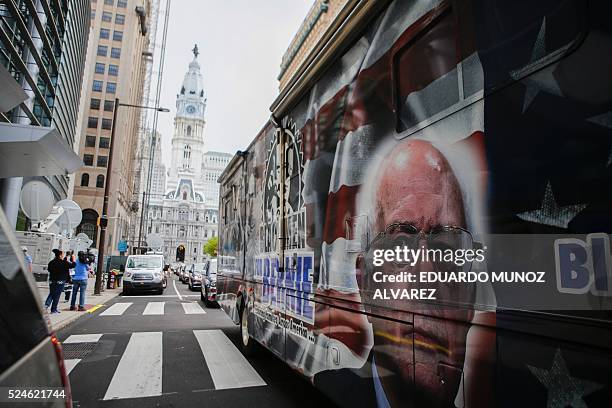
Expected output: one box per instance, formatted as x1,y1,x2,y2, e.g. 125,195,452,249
155,0,313,163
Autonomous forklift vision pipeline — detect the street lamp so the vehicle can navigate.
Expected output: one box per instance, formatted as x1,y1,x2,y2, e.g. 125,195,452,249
94,98,169,295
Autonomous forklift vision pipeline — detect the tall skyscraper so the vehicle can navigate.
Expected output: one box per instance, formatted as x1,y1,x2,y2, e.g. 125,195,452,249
0,0,90,228
71,0,156,253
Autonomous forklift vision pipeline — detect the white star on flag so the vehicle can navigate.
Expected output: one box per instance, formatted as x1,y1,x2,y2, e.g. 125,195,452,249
517,182,586,228
510,17,567,113
528,349,603,408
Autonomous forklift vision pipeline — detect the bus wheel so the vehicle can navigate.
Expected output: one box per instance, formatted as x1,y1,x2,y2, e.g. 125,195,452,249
240,303,256,356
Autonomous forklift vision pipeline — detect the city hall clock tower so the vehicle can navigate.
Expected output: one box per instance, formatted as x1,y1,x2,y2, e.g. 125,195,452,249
167,44,207,192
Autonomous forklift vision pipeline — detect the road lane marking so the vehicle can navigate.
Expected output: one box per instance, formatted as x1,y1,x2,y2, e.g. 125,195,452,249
64,359,81,375
143,302,165,315
64,334,103,343
172,278,183,301
193,330,265,390
120,294,199,298
103,332,163,400
181,302,206,314
100,302,132,316
87,304,103,314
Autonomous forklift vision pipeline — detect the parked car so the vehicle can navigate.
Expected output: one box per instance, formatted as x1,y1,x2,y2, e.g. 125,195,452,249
201,258,218,307
179,267,190,283
187,263,206,291
171,262,183,276
0,208,72,406
122,254,168,295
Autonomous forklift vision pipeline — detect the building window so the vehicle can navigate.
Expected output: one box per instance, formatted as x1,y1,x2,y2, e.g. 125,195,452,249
113,31,123,41
90,98,101,110
104,0,113,5
87,117,98,128
106,82,116,94
187,125,191,136
102,118,112,130
100,28,110,39
92,80,103,92
117,0,127,8
95,63,105,74
80,173,89,187
99,137,110,149
83,154,94,166
108,64,119,76
97,156,108,168
85,135,96,147
97,45,107,56
110,47,121,58
102,11,112,22
91,9,95,19
115,14,125,24
96,174,105,188
104,100,114,112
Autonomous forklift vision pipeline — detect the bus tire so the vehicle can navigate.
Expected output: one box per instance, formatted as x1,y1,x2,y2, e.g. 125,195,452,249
239,302,257,357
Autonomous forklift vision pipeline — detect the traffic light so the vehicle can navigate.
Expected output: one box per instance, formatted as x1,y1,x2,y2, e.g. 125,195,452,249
97,216,108,228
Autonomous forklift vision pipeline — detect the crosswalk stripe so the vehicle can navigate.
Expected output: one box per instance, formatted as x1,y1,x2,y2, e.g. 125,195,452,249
103,332,163,400
193,330,266,390
64,334,103,343
143,302,165,315
64,359,81,375
100,302,133,316
181,302,206,314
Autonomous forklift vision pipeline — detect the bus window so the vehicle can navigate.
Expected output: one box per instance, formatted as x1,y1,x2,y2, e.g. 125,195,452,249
394,8,459,133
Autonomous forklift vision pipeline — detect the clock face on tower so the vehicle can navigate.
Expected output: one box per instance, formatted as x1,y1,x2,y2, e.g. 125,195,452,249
186,105,196,114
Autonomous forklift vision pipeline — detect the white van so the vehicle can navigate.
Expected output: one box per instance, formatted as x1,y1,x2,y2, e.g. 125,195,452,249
122,254,167,295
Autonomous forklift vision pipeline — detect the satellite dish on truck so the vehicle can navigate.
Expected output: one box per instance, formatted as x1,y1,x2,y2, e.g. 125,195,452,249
19,180,55,223
72,232,93,252
56,199,82,236
146,233,163,251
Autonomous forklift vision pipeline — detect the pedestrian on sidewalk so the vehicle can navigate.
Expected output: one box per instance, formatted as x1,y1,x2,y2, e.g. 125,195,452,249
45,249,75,314
64,251,75,302
22,247,32,273
70,251,92,311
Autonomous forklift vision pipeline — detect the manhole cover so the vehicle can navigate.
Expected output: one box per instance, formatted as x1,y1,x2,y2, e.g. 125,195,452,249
63,342,97,359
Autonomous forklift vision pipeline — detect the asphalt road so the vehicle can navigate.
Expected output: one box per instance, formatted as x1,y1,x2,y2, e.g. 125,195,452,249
58,274,336,408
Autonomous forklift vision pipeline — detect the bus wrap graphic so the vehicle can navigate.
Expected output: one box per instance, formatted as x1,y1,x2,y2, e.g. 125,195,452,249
254,252,315,324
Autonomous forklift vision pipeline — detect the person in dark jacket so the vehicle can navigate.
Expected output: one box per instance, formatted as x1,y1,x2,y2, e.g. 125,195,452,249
45,249,75,314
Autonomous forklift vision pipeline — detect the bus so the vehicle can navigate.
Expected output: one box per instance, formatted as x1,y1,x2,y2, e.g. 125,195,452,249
216,1,612,406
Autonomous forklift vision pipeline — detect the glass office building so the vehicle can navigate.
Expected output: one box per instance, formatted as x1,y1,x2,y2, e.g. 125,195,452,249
0,0,90,227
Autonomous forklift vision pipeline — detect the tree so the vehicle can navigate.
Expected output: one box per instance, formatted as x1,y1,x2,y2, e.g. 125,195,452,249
203,236,218,257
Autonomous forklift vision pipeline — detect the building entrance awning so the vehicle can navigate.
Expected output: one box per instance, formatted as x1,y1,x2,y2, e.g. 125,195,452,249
0,122,83,178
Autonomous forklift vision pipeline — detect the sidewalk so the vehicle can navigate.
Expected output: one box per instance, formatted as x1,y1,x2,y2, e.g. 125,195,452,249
37,276,122,331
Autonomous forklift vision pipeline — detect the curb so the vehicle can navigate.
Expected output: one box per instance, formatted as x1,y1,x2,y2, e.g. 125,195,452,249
51,290,122,332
